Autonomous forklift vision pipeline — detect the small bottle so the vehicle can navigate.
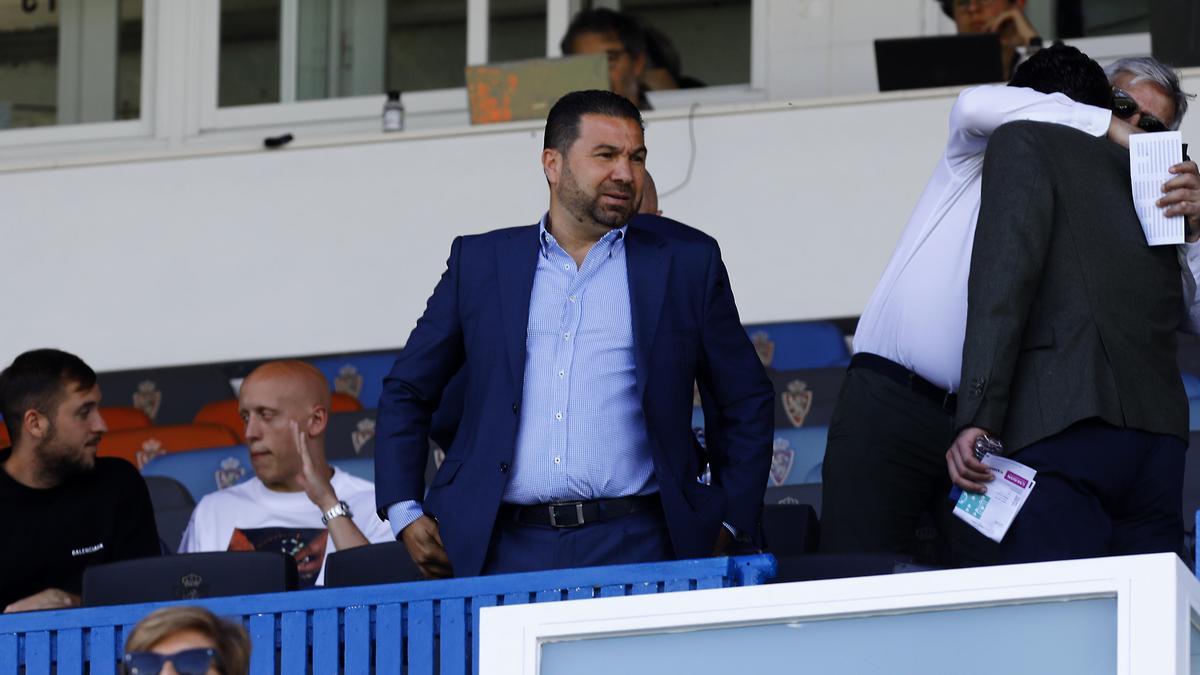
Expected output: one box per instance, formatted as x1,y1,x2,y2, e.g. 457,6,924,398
383,90,404,132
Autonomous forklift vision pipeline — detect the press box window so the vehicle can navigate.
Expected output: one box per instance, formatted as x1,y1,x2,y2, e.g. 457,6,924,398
0,0,143,130
218,0,468,108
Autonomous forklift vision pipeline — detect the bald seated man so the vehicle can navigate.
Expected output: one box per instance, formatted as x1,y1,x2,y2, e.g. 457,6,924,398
639,172,662,216
179,361,392,587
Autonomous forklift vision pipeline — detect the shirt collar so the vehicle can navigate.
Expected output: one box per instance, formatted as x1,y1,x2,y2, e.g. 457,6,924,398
538,213,627,259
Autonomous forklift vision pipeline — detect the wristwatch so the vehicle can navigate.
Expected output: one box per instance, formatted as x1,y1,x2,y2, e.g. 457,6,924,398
321,500,352,526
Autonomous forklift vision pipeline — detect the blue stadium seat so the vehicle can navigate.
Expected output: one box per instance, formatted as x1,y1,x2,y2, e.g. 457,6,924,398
307,352,400,410
1183,373,1200,431
768,426,829,486
141,445,253,502
331,456,375,483
326,409,377,459
743,321,850,370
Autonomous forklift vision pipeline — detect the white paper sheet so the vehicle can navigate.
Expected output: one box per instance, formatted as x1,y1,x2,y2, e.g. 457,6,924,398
952,453,1037,543
1129,131,1185,246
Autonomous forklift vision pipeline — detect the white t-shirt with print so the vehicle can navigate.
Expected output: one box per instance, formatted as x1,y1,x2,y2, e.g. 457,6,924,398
178,468,393,586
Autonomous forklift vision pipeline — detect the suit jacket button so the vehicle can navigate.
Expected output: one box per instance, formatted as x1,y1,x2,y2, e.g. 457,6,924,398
499,462,509,473
512,402,519,414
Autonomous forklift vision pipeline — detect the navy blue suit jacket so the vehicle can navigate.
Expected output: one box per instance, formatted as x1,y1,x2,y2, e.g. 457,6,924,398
376,215,774,577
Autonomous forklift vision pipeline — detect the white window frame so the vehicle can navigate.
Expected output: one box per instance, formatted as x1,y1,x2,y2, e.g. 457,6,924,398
0,0,164,152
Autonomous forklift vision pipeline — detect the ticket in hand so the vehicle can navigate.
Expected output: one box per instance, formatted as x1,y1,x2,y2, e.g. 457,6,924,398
952,453,1037,543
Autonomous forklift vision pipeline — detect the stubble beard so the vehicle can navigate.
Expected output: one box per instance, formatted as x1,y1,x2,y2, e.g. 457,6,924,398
35,423,96,486
559,163,638,230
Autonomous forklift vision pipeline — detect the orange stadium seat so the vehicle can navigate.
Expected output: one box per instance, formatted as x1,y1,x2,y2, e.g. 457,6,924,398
194,394,363,442
192,399,246,442
332,392,363,412
98,424,239,469
99,406,152,432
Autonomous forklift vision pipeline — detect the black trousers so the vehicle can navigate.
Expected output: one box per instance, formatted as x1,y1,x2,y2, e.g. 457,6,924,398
820,366,995,565
997,419,1186,564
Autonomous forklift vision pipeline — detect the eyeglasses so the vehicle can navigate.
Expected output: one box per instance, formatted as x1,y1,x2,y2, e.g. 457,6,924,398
1112,88,1170,133
123,647,219,675
953,0,1001,8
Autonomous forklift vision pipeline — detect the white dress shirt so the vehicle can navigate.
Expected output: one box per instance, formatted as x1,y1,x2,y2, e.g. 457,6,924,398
854,84,1200,392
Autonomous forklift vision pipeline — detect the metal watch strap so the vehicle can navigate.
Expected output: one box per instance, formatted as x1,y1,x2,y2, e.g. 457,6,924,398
321,500,352,526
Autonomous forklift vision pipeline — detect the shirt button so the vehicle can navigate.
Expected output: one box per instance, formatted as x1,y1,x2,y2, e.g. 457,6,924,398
554,457,561,464
558,370,565,378
554,411,563,420
562,264,570,271
569,295,577,302
563,332,570,340
499,462,509,473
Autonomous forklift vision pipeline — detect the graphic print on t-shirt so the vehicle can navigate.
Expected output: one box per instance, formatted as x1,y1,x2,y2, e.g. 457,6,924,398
228,527,328,588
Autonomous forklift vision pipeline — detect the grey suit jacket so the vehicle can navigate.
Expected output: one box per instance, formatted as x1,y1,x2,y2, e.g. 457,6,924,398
956,121,1188,452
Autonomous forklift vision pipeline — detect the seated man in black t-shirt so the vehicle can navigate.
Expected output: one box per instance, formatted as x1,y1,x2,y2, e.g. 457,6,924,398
0,349,160,612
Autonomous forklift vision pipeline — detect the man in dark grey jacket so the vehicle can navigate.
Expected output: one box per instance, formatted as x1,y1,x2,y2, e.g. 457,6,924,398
947,120,1190,563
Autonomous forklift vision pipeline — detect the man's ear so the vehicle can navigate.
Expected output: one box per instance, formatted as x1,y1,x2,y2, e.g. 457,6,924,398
542,148,562,187
23,409,48,441
307,406,328,436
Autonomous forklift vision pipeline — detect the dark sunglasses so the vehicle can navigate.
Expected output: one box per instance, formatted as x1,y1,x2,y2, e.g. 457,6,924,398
1112,88,1169,133
123,647,219,675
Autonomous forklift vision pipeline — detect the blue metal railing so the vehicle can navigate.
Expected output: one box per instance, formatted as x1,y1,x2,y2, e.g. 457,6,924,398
0,554,776,674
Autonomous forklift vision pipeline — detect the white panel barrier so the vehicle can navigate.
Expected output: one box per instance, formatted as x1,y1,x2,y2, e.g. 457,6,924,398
480,553,1200,675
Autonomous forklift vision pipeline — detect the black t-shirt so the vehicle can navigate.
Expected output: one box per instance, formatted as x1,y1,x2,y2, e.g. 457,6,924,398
0,448,161,608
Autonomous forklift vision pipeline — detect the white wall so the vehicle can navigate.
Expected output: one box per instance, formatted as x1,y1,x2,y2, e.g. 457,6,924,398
5,69,1200,372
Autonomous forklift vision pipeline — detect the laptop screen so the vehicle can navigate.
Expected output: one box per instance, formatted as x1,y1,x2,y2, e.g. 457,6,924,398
874,34,1005,92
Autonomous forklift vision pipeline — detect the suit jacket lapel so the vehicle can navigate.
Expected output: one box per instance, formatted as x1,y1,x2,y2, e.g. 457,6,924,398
625,225,670,400
496,225,540,387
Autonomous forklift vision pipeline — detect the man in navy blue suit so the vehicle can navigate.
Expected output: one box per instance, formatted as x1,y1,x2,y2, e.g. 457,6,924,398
376,90,773,578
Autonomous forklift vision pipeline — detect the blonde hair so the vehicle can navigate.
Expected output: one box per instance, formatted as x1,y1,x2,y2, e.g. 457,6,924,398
125,606,250,675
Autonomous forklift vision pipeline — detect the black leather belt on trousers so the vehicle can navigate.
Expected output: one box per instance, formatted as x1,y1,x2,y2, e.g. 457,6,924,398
850,352,957,414
501,495,659,528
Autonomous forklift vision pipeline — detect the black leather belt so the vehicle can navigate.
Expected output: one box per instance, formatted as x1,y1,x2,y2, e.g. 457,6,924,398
501,495,659,528
850,352,957,414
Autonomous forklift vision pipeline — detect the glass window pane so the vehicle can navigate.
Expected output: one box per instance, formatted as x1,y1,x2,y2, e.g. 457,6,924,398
0,0,142,130
1052,0,1150,39
117,0,143,120
219,0,280,107
542,597,1117,675
623,0,750,88
490,0,546,63
387,0,467,93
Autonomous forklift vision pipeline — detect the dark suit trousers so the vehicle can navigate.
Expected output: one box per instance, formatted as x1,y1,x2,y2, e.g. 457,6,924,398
998,419,1186,564
480,504,675,575
820,367,996,565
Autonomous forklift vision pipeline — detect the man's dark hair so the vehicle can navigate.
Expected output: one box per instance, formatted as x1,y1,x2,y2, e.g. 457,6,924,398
0,349,96,445
560,8,647,58
1007,43,1111,109
544,89,644,153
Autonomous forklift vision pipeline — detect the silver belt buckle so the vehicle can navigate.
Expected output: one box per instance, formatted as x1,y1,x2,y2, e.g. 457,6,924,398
549,502,586,528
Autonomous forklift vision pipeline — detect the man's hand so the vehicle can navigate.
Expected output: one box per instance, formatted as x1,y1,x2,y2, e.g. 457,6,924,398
4,588,81,613
291,420,337,511
1106,116,1142,150
946,426,995,493
1159,161,1200,243
983,8,1038,48
401,515,453,579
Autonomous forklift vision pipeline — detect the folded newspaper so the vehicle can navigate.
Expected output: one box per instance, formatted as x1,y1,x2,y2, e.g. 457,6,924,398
953,453,1037,543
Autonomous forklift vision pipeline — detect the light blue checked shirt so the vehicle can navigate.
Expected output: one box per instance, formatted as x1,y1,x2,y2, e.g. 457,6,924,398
388,216,655,538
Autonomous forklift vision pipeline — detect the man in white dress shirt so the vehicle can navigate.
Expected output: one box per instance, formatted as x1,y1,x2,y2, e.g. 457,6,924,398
820,46,1200,564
